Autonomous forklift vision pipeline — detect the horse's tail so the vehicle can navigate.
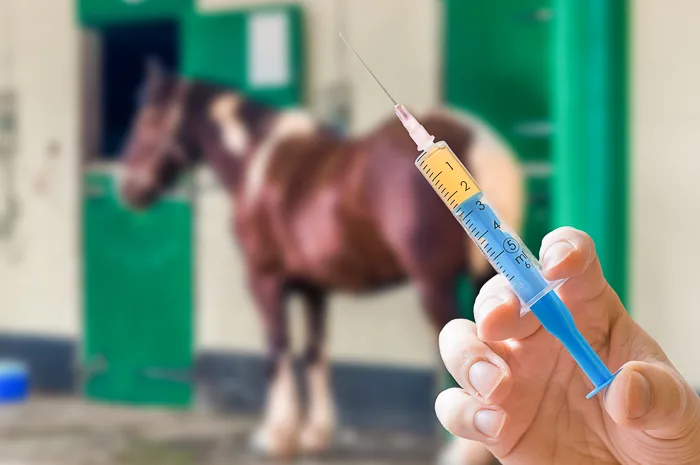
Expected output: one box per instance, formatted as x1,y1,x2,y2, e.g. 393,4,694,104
438,108,527,280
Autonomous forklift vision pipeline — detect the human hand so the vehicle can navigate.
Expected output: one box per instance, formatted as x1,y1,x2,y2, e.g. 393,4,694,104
435,227,700,464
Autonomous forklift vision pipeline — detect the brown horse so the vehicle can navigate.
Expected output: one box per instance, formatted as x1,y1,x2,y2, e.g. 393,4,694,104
119,61,524,462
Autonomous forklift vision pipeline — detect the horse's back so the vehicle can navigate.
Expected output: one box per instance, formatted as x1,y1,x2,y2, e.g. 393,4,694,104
253,108,523,291
359,112,476,283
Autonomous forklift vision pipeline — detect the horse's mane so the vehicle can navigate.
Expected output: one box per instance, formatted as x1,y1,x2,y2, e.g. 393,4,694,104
182,75,343,139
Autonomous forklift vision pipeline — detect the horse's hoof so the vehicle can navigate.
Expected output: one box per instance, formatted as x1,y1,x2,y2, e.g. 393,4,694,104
249,425,299,460
299,423,334,455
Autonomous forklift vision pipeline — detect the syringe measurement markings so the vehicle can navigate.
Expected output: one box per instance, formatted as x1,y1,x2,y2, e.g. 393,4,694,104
447,192,457,202
431,171,442,182
477,230,489,240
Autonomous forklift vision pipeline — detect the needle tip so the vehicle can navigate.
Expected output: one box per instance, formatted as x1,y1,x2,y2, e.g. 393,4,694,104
338,32,398,106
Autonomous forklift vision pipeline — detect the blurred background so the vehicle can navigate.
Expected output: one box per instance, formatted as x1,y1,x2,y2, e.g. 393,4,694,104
0,0,697,464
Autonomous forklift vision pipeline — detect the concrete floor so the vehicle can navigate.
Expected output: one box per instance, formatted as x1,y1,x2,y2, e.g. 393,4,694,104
0,398,439,465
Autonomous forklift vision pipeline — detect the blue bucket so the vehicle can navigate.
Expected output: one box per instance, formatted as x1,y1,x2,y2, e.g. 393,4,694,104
0,360,29,404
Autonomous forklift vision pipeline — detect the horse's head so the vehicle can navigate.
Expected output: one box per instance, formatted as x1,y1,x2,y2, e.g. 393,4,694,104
119,59,192,209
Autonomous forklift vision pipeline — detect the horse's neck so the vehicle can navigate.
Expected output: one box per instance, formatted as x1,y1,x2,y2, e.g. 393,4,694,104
197,104,323,200
199,130,247,196
183,82,269,195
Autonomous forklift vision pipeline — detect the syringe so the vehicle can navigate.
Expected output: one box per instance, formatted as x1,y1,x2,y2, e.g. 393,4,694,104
340,33,620,398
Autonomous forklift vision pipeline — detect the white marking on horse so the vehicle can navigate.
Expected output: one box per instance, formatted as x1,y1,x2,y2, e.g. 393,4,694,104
243,110,316,202
210,94,250,155
251,353,301,457
300,350,336,453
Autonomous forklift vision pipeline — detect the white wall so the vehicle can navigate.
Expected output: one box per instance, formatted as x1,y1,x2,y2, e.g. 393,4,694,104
0,0,81,337
631,0,700,385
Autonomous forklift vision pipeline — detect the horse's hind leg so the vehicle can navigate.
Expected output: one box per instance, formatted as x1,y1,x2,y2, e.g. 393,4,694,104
248,273,301,459
297,283,336,455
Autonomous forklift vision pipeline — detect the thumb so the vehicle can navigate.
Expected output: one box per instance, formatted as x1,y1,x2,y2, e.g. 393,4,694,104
604,361,700,438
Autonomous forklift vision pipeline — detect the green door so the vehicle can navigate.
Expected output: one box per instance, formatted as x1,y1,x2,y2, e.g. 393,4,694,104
78,0,192,26
82,172,194,407
182,4,306,108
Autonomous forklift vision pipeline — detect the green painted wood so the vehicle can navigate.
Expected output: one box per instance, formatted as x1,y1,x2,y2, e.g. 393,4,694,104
78,0,192,26
552,0,629,304
82,172,194,407
182,5,305,108
444,0,552,163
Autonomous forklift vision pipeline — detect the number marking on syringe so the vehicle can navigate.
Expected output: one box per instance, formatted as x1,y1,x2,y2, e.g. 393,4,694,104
417,146,482,209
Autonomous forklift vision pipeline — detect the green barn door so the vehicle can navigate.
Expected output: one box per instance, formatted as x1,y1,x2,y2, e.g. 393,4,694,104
182,4,305,108
82,172,194,407
444,1,553,316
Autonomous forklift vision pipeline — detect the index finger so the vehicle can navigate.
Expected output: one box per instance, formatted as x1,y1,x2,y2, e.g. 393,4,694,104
539,227,613,310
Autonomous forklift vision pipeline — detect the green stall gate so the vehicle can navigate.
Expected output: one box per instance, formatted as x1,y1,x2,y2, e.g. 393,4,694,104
79,0,305,407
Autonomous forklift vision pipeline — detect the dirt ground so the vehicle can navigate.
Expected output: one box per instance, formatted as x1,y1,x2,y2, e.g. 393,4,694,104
0,398,439,465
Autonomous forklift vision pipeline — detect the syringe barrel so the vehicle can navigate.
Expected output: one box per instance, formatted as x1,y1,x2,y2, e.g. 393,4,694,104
415,141,562,310
415,141,618,398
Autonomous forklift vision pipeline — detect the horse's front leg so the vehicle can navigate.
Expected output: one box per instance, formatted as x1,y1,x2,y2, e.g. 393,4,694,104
248,273,301,459
297,284,336,455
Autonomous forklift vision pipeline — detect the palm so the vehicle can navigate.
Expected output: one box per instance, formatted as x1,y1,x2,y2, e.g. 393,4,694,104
491,289,626,463
436,228,700,465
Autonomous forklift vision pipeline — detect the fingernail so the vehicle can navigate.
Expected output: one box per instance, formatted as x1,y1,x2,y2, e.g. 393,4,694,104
469,361,505,399
627,370,652,419
476,295,506,315
474,409,506,439
542,240,576,271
